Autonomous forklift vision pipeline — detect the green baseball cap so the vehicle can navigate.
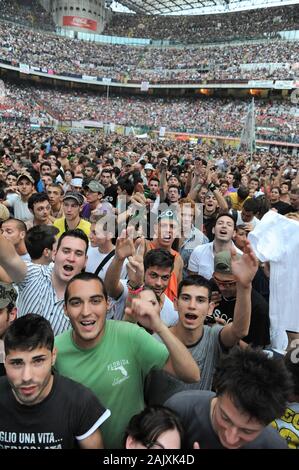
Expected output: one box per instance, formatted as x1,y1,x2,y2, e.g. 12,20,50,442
214,250,241,275
156,209,179,224
87,180,105,194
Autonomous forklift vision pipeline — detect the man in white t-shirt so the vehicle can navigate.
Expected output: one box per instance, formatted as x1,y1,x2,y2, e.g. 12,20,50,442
4,173,35,223
105,233,178,325
85,214,127,281
188,213,242,280
1,218,30,262
234,198,260,231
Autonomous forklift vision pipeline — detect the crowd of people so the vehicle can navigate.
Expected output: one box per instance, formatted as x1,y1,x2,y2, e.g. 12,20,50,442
0,20,299,84
0,125,298,449
104,4,299,43
0,1,298,453
0,1,298,46
0,0,55,31
1,81,298,143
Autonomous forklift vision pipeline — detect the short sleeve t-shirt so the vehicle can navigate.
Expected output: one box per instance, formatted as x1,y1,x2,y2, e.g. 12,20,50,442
53,217,91,238
145,325,223,405
86,247,127,281
0,374,110,449
16,262,70,336
6,193,33,222
165,390,288,449
272,402,299,449
55,320,169,448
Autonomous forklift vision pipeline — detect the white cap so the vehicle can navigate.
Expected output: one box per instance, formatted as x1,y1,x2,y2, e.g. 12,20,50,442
144,163,154,171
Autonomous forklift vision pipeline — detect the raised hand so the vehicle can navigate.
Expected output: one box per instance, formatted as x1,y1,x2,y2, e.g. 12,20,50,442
127,237,145,287
231,240,258,288
129,297,162,333
115,228,135,261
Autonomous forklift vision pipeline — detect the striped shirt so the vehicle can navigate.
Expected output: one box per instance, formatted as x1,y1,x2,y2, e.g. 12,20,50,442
16,262,71,335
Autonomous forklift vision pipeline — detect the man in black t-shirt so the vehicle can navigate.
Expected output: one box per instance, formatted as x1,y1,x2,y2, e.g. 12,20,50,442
0,314,110,449
270,187,292,215
100,169,118,207
211,250,270,347
165,347,290,449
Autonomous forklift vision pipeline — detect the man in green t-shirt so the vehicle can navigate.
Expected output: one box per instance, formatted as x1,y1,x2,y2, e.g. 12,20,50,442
54,272,199,449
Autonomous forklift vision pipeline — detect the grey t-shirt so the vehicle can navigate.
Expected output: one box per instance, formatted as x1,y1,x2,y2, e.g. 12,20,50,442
145,325,223,405
165,390,288,449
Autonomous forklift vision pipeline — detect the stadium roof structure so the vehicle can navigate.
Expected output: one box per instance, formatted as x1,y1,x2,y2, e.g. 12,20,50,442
111,0,298,15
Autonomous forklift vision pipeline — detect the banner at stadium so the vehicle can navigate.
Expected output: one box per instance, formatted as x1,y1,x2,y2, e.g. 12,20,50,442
63,16,97,31
82,75,97,81
248,80,273,88
19,63,30,74
238,98,256,157
102,77,112,85
159,127,166,137
274,80,294,89
141,81,150,91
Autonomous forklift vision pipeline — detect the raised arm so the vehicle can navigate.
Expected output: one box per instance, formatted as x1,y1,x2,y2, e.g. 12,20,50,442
104,229,135,299
123,237,145,322
128,298,200,383
0,233,27,283
220,240,258,348
188,170,203,201
208,172,228,211
159,165,168,203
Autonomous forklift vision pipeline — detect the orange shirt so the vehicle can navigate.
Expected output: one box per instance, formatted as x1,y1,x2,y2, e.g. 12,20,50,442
147,241,179,302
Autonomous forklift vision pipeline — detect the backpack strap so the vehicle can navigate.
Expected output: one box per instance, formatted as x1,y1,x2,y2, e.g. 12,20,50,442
94,249,116,276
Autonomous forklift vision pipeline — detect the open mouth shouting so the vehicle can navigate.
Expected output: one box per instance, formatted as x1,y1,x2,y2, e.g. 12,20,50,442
160,233,172,243
63,264,74,276
80,320,96,332
184,313,198,324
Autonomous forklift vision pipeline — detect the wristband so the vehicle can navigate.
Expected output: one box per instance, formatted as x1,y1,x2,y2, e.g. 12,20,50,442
128,285,144,295
207,183,218,192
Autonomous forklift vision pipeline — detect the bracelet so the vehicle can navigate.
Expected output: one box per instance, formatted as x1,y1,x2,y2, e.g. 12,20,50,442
128,285,144,295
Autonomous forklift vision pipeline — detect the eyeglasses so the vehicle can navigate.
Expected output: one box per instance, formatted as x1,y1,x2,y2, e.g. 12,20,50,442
213,276,236,287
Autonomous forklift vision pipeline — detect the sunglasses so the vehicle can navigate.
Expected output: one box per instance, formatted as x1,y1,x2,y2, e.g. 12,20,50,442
213,276,236,287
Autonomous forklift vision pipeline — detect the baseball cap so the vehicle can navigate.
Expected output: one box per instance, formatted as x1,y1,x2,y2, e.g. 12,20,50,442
17,173,34,184
87,181,105,194
0,282,17,309
144,163,154,171
0,203,10,222
63,191,84,206
156,209,179,224
214,250,241,275
122,158,132,167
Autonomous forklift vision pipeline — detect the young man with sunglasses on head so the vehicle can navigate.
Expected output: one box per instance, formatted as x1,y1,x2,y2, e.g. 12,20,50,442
212,249,270,348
